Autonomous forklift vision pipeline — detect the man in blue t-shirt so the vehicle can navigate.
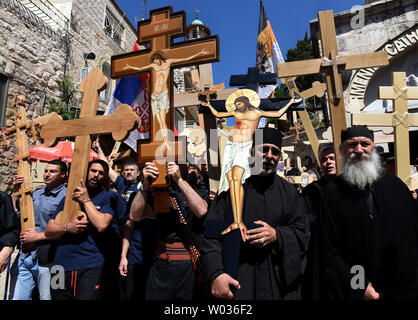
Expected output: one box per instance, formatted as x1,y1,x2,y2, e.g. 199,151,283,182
92,140,141,212
12,160,67,300
45,159,114,300
93,140,157,300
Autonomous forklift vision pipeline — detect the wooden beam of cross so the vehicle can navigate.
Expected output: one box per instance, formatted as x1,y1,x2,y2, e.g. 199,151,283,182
277,10,389,174
282,78,327,163
107,141,131,169
198,97,310,115
111,6,219,213
40,68,139,224
1,96,62,233
229,67,277,92
352,72,418,189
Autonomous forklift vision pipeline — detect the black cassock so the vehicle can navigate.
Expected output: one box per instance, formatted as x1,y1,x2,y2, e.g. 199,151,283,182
319,173,418,300
0,191,19,250
301,178,329,300
200,174,309,300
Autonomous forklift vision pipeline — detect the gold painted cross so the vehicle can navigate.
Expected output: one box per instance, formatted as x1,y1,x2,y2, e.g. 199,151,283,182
277,10,389,173
352,72,418,189
40,68,139,224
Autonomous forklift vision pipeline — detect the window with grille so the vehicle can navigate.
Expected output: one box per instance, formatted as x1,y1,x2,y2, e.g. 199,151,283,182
0,73,9,127
104,9,124,46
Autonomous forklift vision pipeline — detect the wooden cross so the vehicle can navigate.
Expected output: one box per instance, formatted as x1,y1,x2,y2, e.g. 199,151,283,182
291,113,302,142
199,96,306,115
1,96,62,233
40,68,139,224
352,72,418,189
105,141,131,169
229,67,277,92
284,79,327,163
200,68,306,114
276,10,389,174
111,6,219,212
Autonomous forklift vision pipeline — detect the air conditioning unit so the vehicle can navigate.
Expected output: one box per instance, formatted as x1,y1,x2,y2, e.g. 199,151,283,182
80,67,90,81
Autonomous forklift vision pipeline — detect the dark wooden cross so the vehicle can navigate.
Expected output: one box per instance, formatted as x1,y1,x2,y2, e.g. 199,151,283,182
111,6,219,213
200,67,304,113
40,69,139,224
276,10,389,173
229,67,277,92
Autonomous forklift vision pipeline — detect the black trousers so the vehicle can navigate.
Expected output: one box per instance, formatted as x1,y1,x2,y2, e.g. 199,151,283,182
123,263,150,300
145,259,195,300
51,267,102,300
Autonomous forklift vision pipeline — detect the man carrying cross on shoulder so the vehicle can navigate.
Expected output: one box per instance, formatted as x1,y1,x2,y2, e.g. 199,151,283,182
45,159,115,300
12,160,67,300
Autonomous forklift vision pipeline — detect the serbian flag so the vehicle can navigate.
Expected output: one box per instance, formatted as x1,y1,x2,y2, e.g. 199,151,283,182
104,41,150,152
256,0,285,127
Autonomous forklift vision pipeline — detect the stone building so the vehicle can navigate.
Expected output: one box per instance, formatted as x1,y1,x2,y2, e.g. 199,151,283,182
0,0,138,191
173,10,215,132
310,0,418,160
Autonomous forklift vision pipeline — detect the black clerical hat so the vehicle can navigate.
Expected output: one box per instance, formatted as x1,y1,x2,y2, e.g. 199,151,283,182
341,126,374,142
252,127,283,149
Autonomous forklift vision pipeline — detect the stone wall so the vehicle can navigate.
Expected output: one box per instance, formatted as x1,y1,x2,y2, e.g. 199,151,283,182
0,1,66,191
311,0,418,56
309,0,418,110
65,0,137,110
0,0,137,192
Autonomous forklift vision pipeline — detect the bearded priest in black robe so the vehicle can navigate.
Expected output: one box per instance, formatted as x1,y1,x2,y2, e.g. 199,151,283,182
200,127,309,300
319,126,418,300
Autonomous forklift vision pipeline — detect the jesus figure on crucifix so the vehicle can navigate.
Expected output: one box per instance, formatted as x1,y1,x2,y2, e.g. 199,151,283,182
122,48,208,151
202,89,300,240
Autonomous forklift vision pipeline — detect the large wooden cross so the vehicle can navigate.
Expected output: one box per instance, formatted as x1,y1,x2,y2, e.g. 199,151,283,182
40,68,139,224
200,67,306,115
285,79,327,163
352,72,418,189
229,67,277,92
277,10,389,173
111,6,219,212
1,96,61,233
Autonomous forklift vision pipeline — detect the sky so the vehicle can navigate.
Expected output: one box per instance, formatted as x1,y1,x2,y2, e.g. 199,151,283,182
115,0,363,86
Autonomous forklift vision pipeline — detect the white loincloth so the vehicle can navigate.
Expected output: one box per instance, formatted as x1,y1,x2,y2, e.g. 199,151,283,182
218,140,252,194
151,89,169,120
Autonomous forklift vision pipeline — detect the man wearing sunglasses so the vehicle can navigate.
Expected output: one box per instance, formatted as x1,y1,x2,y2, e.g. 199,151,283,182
201,127,308,300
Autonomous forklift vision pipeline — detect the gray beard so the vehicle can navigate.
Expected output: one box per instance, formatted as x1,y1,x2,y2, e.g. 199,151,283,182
340,150,383,190
260,158,276,176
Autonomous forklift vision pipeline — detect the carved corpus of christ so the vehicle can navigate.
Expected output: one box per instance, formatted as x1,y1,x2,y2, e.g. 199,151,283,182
202,89,301,241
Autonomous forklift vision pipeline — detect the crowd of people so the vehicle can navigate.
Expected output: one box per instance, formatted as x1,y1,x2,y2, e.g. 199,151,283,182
0,126,417,301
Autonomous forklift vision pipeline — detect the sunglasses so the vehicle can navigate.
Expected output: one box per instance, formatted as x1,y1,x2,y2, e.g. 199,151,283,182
257,145,281,156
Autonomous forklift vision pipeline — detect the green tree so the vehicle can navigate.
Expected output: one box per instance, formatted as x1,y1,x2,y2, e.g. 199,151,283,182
285,32,316,92
268,32,324,132
47,75,79,120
